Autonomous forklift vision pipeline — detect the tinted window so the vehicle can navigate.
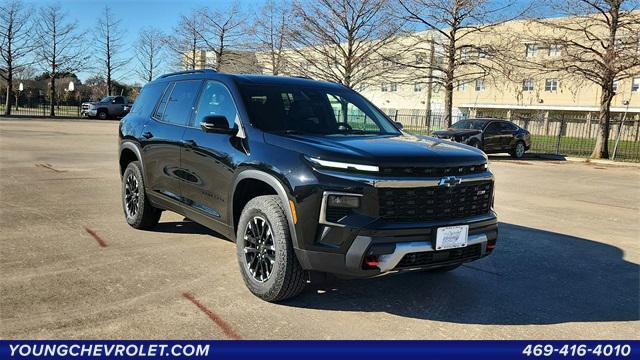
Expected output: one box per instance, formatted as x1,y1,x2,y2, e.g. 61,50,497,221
131,83,165,116
484,122,501,134
194,81,238,128
238,84,399,135
154,82,174,120
162,80,201,126
114,96,124,104
451,120,485,130
501,122,517,131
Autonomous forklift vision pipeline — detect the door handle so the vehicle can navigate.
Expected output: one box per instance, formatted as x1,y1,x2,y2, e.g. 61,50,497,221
182,139,197,148
142,131,153,139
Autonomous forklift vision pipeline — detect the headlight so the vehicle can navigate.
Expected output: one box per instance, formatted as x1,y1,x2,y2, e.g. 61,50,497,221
306,156,379,172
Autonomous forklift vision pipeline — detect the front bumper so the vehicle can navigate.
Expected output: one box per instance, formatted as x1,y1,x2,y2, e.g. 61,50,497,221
295,212,497,278
81,109,97,117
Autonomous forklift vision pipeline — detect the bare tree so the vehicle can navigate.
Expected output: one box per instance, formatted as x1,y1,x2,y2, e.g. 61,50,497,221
198,2,248,71
251,0,291,75
34,4,87,117
164,11,204,70
399,0,532,126
286,0,405,88
513,0,640,159
135,27,165,82
95,6,128,96
0,0,33,116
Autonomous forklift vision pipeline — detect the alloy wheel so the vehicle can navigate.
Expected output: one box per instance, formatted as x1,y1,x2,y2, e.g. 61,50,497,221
124,173,140,218
516,142,525,158
243,216,276,282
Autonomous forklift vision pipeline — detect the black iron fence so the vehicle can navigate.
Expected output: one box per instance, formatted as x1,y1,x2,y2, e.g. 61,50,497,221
382,109,640,162
0,95,82,117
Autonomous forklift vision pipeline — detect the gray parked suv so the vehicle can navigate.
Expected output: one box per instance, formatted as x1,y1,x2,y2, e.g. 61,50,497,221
82,96,132,120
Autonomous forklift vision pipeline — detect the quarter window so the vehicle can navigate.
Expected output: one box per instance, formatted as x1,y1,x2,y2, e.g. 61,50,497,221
153,82,175,120
194,81,238,128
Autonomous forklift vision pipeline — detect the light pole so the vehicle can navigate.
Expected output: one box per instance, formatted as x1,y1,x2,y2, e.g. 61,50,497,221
611,100,630,161
16,82,23,110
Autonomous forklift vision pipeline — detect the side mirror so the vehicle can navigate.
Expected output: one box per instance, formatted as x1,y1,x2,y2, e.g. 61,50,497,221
200,115,238,135
112,99,117,104
395,121,404,130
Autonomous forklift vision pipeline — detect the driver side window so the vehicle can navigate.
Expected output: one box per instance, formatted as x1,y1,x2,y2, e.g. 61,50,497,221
327,94,376,131
194,81,238,128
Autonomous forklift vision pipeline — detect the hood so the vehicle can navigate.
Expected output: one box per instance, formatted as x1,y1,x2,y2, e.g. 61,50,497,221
432,128,482,138
264,132,487,167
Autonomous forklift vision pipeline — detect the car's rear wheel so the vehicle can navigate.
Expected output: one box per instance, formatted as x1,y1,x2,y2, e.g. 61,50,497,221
122,161,161,229
236,195,306,302
97,110,108,120
510,141,526,159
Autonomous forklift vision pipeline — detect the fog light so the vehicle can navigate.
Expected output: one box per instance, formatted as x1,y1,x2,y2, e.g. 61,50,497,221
327,194,360,208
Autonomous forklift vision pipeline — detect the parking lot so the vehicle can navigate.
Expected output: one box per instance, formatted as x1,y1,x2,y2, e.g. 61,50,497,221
0,118,638,340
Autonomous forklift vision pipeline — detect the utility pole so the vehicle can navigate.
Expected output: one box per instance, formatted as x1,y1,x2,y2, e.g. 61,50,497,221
424,37,435,131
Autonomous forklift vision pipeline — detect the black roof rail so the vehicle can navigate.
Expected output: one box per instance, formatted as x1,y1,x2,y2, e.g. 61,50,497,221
291,75,313,80
158,69,217,79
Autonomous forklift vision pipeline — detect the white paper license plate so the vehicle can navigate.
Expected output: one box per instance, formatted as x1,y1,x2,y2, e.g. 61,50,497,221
435,225,469,250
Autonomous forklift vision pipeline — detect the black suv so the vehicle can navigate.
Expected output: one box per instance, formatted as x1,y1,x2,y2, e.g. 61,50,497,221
432,118,531,158
119,70,498,302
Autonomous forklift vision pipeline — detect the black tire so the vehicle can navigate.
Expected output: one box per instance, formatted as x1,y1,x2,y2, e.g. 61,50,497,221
236,195,306,302
122,161,161,229
510,140,526,159
97,110,108,120
426,264,461,273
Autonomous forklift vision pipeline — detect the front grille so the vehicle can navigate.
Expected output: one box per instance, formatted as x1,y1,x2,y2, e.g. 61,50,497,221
378,181,492,222
381,164,486,177
395,243,482,269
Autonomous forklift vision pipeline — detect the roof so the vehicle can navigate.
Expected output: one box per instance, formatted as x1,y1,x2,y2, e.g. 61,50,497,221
152,69,346,90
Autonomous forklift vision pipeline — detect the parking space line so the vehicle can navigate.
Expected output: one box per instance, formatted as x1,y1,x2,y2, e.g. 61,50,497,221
182,292,242,340
84,227,108,247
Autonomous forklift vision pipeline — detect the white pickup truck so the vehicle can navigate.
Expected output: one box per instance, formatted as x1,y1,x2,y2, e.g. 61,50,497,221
81,96,132,120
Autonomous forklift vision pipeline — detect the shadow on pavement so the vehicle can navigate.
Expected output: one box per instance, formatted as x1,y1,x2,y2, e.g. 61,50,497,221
147,220,226,238
282,222,639,325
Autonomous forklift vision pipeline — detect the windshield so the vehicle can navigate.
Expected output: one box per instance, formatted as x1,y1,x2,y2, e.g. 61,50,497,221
99,96,114,103
450,120,486,130
237,84,400,135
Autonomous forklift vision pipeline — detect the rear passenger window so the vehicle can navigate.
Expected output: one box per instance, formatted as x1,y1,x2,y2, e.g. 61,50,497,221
131,83,165,116
162,80,201,126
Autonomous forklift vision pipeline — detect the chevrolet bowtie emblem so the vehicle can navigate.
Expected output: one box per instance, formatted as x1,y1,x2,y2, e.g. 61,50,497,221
438,176,462,187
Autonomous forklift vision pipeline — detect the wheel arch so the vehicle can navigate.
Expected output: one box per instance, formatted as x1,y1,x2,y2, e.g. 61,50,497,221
119,141,143,176
231,170,299,249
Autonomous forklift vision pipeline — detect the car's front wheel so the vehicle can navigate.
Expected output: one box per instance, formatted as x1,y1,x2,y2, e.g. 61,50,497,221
510,141,526,159
122,161,161,229
236,195,306,302
97,110,108,120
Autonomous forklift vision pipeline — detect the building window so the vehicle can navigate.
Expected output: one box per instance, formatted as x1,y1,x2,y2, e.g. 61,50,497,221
381,83,388,92
525,43,538,57
475,79,485,91
415,53,425,64
459,47,470,61
457,81,467,91
632,78,640,92
544,79,558,91
522,78,535,91
390,82,398,92
478,48,488,58
612,81,618,93
548,44,561,57
414,82,423,92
